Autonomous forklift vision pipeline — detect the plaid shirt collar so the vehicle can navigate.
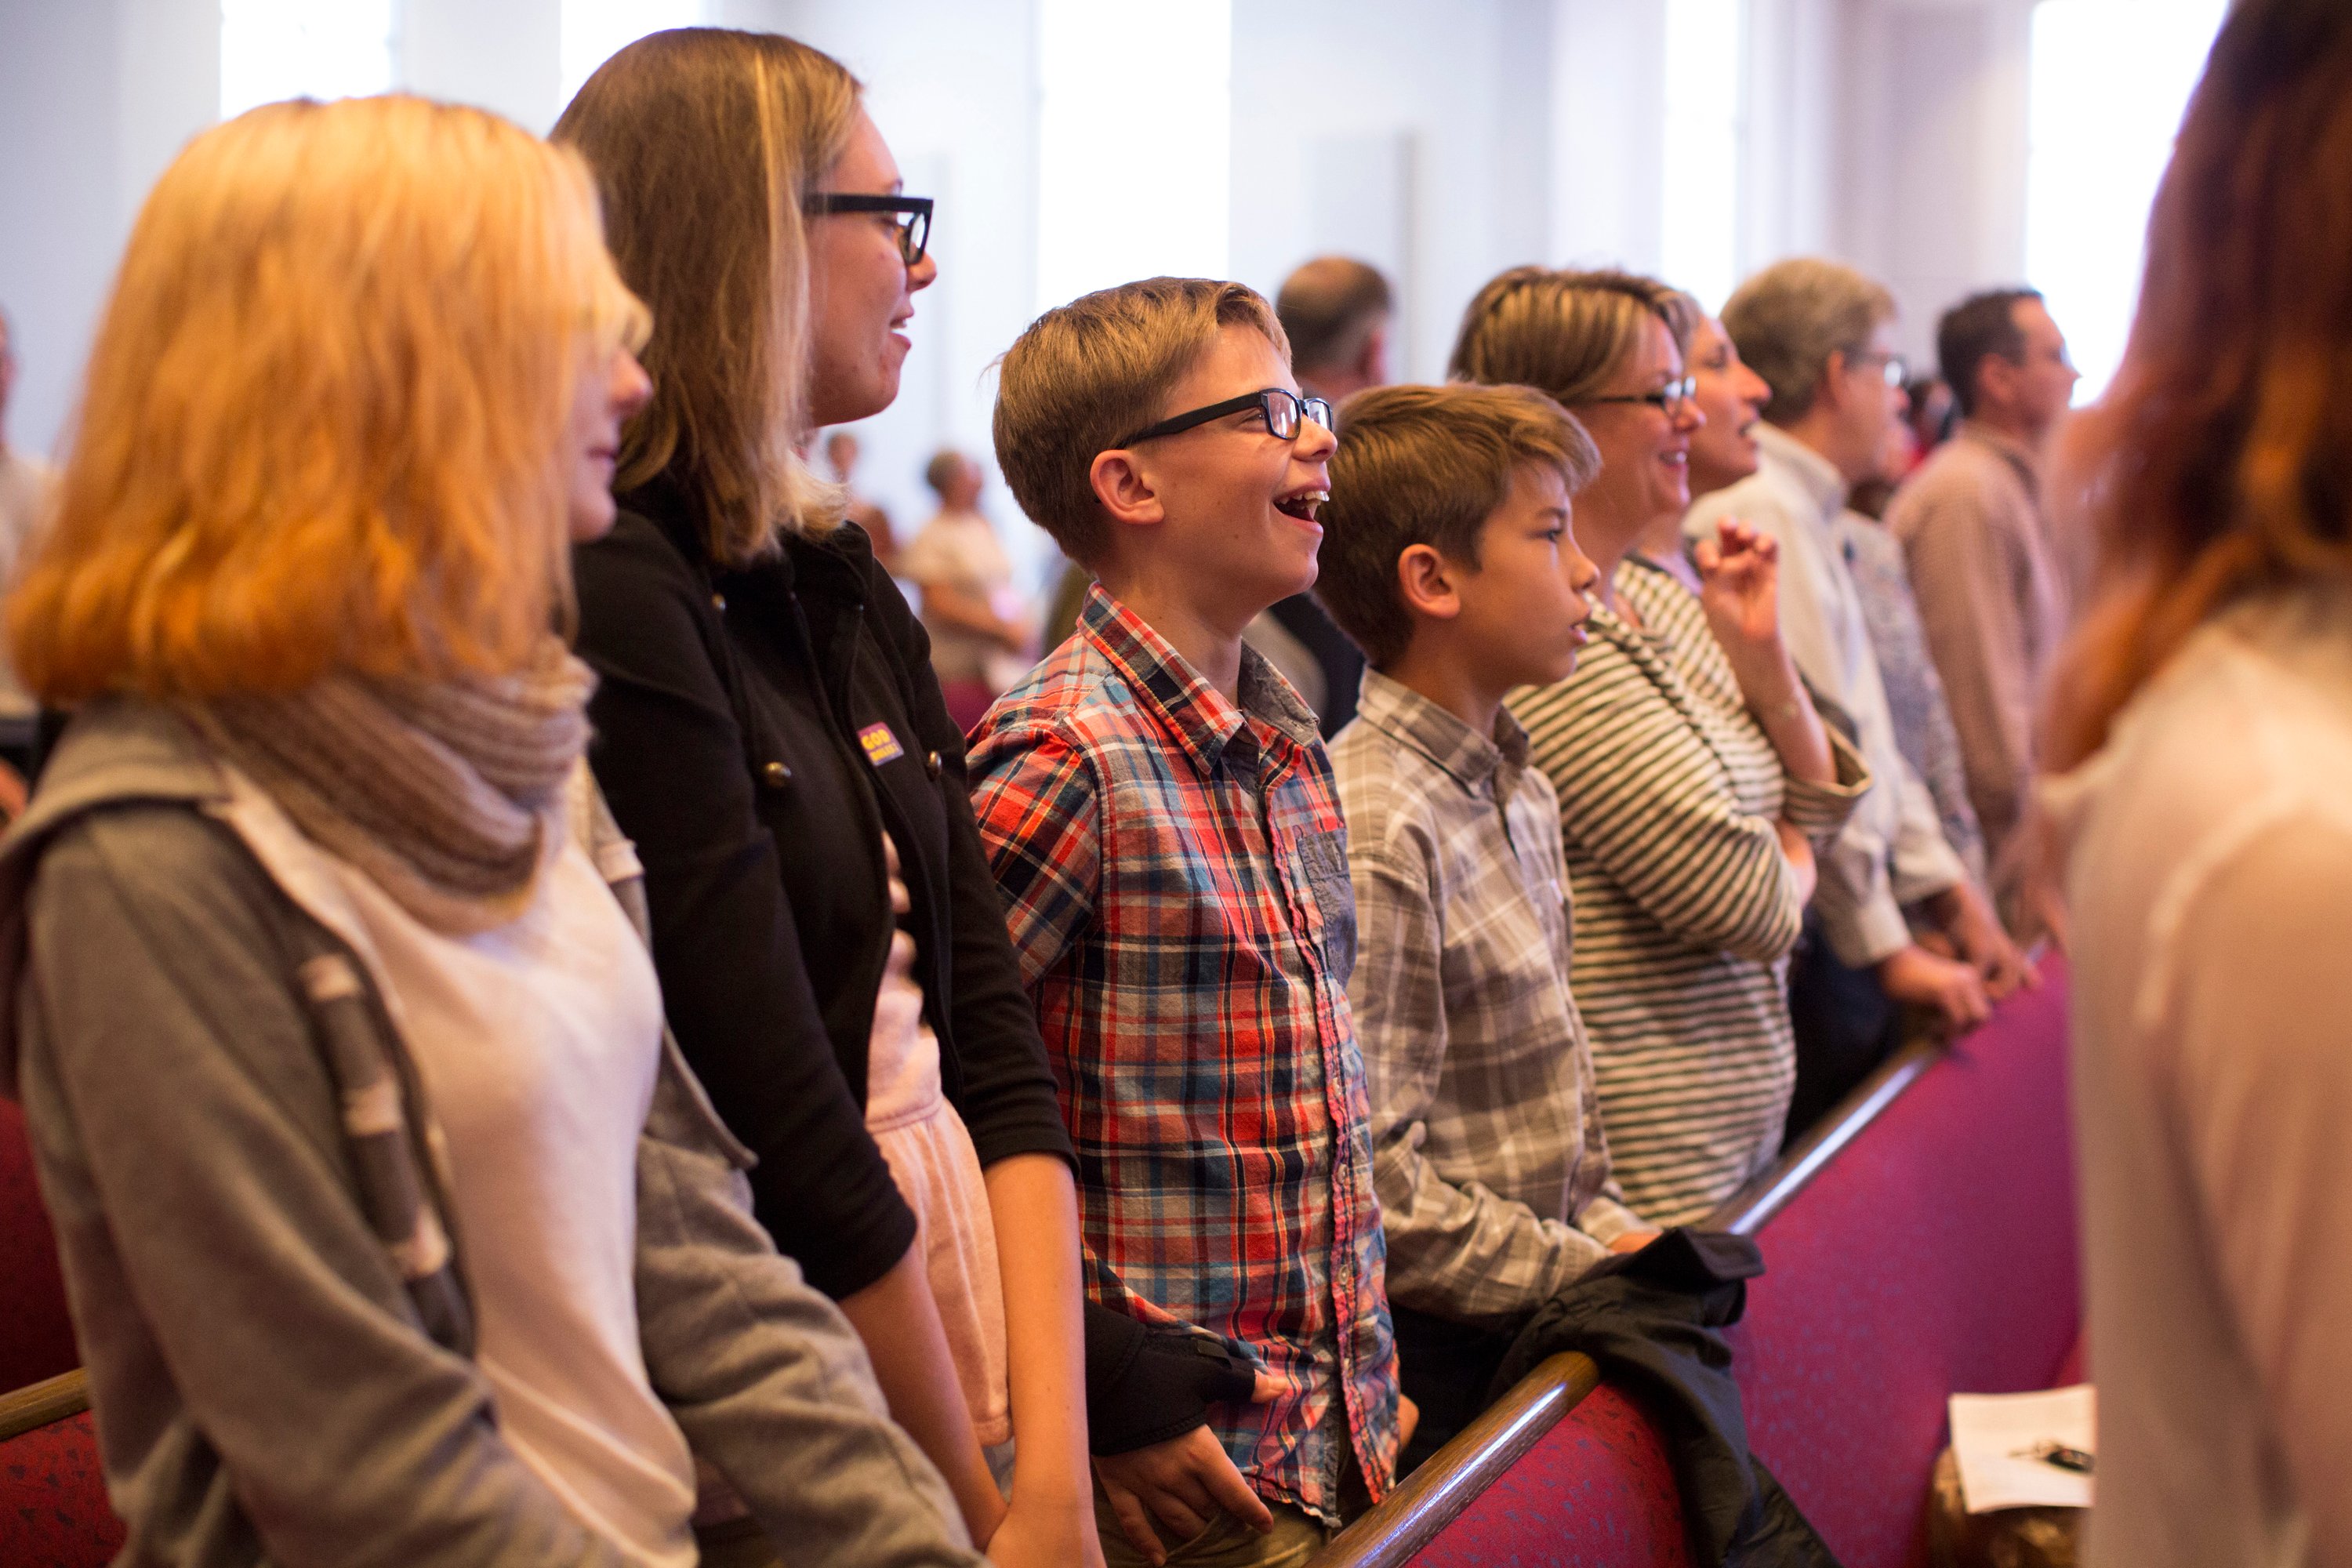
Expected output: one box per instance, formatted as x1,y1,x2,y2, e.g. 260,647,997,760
1078,584,1322,776
1353,669,1531,801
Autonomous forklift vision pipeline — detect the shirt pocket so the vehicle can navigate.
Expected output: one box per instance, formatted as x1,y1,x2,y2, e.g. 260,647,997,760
1290,829,1358,985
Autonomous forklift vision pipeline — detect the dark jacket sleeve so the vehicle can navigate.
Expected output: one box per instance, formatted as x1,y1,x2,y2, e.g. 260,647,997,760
855,543,1076,1174
574,518,917,1301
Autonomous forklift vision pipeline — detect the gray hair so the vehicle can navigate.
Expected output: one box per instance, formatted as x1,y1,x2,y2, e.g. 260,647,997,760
1719,258,1896,424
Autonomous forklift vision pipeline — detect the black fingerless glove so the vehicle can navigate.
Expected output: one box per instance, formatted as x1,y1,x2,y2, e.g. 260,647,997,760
1083,1302,1261,1454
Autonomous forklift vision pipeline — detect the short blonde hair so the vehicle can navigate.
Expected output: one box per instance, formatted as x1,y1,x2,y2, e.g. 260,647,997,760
1449,267,1694,406
993,278,1289,565
1719,257,1896,424
9,96,645,702
1317,383,1599,667
556,28,862,565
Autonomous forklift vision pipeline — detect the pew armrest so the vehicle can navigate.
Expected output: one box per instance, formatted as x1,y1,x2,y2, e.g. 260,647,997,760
1316,1352,1601,1568
0,1368,90,1442
1708,1039,1944,1236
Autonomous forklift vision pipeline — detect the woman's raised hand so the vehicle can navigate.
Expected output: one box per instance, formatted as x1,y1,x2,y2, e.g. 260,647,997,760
1692,515,1784,659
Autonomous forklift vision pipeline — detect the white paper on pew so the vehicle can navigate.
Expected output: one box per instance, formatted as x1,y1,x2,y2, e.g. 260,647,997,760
1948,1385,2096,1512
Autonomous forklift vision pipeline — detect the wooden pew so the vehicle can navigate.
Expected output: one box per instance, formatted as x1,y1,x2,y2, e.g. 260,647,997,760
0,1369,125,1567
1317,961,2076,1567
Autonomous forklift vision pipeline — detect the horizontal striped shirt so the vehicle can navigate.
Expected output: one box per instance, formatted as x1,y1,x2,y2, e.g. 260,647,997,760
1333,673,1643,1327
1687,426,1969,964
966,586,1398,1523
1508,558,1869,1222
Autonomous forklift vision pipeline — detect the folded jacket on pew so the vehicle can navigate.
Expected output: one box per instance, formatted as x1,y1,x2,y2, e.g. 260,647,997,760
1490,1229,1842,1568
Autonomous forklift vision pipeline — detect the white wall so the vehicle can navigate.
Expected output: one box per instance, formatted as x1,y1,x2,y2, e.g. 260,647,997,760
1837,0,2034,368
1,0,216,463
0,0,2061,495
1232,0,1554,384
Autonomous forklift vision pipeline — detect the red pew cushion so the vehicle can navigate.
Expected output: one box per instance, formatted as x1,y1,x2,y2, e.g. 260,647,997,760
1407,1383,1692,1568
0,1098,78,1392
0,1410,125,1568
1730,962,2079,1568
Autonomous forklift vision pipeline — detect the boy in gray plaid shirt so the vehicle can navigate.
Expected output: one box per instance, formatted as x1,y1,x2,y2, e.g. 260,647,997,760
1319,384,1657,1468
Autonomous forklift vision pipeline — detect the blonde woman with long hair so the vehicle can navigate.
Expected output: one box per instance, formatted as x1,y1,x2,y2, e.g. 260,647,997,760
555,33,1102,1567
1,96,978,1567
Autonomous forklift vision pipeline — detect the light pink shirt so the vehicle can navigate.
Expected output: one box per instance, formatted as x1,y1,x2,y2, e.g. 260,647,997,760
2052,582,2352,1567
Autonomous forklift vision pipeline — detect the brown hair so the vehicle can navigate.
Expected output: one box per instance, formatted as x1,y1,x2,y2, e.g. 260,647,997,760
1316,383,1600,667
1277,256,1395,376
554,28,860,565
2045,0,2352,768
1449,267,1694,407
9,96,645,700
1719,257,1896,424
993,277,1288,565
1937,288,2042,417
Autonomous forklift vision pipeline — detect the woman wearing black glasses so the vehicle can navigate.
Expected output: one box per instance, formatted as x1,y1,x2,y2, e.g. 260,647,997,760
1450,267,1869,1225
554,31,1100,1568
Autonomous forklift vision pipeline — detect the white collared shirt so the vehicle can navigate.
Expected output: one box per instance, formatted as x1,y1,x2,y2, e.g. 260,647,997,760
1686,423,1966,964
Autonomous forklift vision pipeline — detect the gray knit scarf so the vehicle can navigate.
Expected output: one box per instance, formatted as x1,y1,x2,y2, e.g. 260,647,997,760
187,640,595,935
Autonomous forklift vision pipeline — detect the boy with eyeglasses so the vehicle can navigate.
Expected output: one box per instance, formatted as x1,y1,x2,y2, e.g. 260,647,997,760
969,278,1402,1567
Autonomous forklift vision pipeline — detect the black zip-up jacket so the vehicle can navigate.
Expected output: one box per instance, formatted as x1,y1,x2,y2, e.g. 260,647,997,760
573,481,1075,1300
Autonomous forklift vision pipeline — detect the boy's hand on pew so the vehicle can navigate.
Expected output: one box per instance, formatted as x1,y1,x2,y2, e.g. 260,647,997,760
1397,1393,1421,1454
1093,1381,1279,1564
1878,943,1993,1033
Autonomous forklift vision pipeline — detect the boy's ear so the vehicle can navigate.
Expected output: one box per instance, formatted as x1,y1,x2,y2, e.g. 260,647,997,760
1396,542,1464,622
1088,448,1167,529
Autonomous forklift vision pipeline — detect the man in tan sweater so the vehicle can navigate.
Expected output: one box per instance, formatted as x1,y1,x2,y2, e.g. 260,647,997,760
1886,289,2078,927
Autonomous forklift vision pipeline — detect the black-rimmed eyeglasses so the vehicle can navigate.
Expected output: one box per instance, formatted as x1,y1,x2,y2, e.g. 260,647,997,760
1584,376,1697,417
1119,388,1334,448
805,193,934,266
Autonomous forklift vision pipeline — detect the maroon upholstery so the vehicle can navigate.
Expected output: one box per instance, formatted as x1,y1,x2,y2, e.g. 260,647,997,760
1366,966,2077,1568
940,678,996,738
1408,1384,1691,1568
1731,961,2078,1568
0,1410,125,1567
0,1098,78,1392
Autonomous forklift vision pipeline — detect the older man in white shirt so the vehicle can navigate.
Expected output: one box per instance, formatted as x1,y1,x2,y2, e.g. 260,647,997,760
1686,260,2031,1124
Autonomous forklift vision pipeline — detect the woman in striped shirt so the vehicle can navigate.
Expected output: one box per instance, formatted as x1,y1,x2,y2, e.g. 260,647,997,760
1452,268,1871,1222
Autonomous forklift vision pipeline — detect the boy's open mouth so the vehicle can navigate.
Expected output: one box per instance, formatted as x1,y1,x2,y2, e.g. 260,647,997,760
1276,488,1328,522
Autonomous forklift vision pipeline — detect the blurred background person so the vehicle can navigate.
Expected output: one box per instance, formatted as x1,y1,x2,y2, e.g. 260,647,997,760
1453,267,1869,1221
1261,254,1396,735
0,306,51,788
1888,288,2078,937
1903,372,1957,466
1844,416,1994,888
1840,422,1991,891
901,447,1036,730
2045,2,2352,1559
1688,258,2030,1134
824,426,899,569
